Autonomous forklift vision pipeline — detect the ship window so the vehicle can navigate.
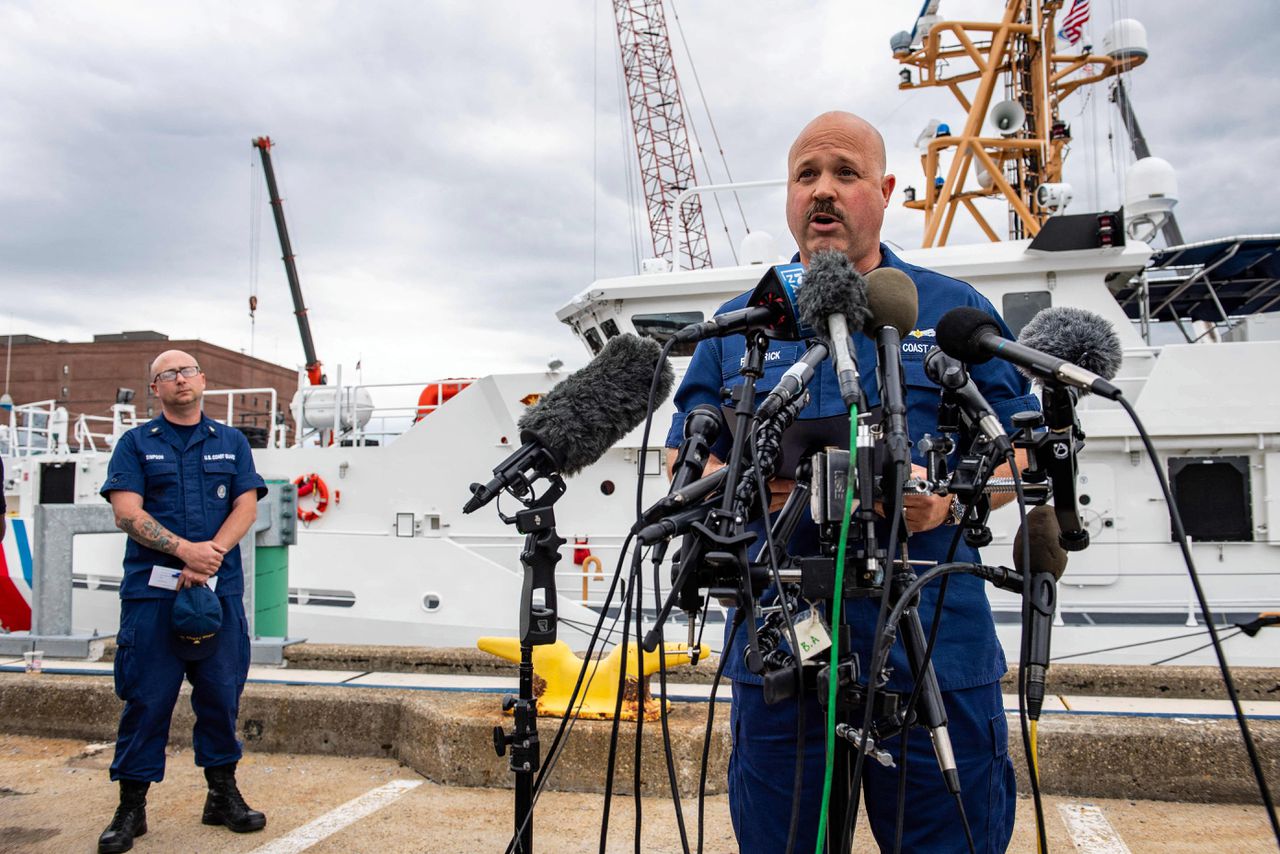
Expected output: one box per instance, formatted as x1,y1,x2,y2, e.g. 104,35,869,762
601,319,621,339
633,311,705,357
1168,456,1253,542
1001,291,1052,337
583,327,604,355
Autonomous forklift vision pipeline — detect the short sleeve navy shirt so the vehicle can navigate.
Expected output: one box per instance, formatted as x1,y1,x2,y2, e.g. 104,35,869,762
101,414,267,600
666,244,1040,691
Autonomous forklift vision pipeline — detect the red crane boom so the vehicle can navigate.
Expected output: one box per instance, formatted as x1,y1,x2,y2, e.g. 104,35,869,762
612,0,712,270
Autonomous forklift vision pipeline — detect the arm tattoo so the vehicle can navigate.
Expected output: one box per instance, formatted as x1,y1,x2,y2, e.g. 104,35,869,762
117,512,181,555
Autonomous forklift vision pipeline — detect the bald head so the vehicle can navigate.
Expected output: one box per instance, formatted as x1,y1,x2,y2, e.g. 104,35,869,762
150,349,198,379
788,112,887,179
149,349,206,421
785,111,895,269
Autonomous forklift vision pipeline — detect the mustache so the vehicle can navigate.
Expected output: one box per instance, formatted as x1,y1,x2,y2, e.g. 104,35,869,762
806,200,843,221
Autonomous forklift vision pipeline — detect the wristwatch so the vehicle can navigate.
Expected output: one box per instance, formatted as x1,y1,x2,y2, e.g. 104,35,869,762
944,496,965,526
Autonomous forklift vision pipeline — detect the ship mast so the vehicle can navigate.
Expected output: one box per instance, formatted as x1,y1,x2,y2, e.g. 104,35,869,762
894,0,1145,247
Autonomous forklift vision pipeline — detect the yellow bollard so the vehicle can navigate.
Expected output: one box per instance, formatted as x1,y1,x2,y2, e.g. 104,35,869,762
477,636,699,721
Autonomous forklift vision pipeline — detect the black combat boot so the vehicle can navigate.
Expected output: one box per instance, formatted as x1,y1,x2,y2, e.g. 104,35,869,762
98,779,149,854
202,762,266,832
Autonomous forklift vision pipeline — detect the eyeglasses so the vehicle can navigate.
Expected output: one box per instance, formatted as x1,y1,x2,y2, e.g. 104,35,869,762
154,366,202,383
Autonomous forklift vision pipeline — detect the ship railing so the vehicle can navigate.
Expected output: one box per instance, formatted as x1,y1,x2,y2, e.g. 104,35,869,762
293,378,473,448
72,404,141,453
202,387,288,449
0,399,68,457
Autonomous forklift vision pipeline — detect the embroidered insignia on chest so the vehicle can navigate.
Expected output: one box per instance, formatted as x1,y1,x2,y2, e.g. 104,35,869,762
216,484,227,499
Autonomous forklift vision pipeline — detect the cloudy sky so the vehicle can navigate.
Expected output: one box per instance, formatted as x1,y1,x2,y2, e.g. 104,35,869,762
2,1,1276,388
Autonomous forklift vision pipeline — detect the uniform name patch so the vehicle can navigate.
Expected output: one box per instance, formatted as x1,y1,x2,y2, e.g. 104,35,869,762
738,350,784,368
203,453,236,462
144,454,167,461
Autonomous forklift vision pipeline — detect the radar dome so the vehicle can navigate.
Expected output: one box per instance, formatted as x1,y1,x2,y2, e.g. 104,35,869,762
1103,19,1149,68
739,231,777,265
1124,157,1178,240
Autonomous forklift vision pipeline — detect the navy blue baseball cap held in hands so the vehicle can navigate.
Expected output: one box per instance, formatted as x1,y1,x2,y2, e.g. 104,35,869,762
171,584,222,660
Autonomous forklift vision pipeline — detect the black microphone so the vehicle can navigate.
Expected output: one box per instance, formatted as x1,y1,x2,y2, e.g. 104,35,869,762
464,334,674,513
936,306,1123,400
635,404,725,531
673,305,783,343
756,340,828,420
1013,505,1069,720
923,346,1013,458
796,250,873,409
864,268,919,471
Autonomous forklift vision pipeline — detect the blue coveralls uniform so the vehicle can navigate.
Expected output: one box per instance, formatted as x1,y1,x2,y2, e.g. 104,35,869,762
100,414,267,783
665,244,1039,853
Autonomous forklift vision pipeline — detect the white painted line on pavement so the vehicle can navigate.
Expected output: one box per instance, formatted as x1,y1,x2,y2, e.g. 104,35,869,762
248,779,424,854
1058,802,1132,853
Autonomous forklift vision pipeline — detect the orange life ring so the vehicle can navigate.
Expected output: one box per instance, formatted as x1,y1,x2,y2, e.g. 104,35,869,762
414,380,473,421
293,473,329,523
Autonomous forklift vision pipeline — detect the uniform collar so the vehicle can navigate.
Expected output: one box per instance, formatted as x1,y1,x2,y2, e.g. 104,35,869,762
790,242,901,273
145,412,217,451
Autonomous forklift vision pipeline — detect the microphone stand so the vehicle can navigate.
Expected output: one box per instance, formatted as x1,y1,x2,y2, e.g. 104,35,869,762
490,474,567,854
1014,384,1090,551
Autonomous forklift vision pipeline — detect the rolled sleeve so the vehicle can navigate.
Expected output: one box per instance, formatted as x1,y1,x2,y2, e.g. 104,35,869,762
233,431,268,500
100,431,144,499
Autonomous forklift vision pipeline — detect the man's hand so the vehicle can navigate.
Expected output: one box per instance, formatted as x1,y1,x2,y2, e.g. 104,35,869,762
176,566,214,590
177,540,225,575
879,464,952,534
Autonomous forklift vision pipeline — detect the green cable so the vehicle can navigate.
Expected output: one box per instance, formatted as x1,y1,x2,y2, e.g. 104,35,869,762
814,403,858,854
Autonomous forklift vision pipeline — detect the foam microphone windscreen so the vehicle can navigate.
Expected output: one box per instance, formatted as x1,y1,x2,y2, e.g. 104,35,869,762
796,250,873,337
1017,306,1123,386
1013,505,1069,580
935,306,1001,364
518,334,674,476
864,268,919,336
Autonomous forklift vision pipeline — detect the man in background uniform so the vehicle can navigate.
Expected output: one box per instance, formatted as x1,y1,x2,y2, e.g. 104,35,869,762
97,350,267,853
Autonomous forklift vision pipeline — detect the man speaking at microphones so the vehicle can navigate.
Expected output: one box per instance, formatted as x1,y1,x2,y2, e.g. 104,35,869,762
665,112,1039,853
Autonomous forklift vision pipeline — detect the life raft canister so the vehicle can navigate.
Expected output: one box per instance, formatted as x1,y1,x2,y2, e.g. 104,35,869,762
414,380,474,421
293,473,330,524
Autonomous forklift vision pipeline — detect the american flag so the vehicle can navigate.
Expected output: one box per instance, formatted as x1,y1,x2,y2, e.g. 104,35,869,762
1058,0,1090,45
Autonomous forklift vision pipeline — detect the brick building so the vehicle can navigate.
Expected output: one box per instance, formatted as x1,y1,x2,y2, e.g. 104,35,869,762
1,331,298,445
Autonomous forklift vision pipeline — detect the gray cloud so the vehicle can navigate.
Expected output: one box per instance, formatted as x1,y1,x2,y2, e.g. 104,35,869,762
1,0,1275,386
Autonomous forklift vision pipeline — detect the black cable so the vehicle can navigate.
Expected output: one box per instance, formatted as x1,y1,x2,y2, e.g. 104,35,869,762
598,548,642,853
953,791,977,854
748,428,807,854
842,462,906,853
1010,464,1048,854
893,725,909,854
1049,627,1220,661
652,552,692,854
634,337,679,521
897,446,1010,723
633,556,645,854
698,618,740,854
503,542,635,854
1150,629,1245,666
1117,395,1279,842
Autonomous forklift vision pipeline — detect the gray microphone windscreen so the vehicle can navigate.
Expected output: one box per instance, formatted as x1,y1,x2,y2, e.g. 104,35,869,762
796,250,872,338
864,268,919,336
1013,505,1068,580
518,334,674,476
1017,306,1123,384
